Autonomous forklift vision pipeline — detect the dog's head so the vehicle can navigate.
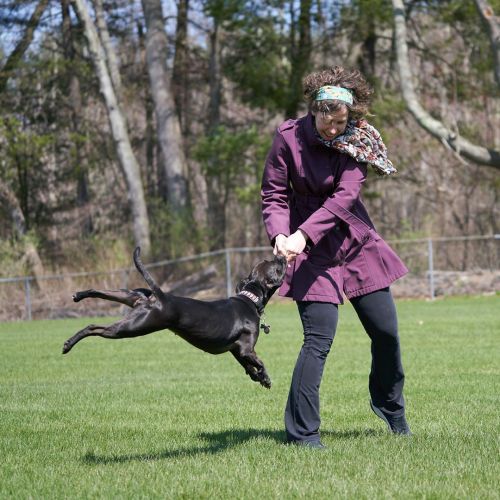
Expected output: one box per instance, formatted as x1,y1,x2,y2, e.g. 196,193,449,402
235,255,287,309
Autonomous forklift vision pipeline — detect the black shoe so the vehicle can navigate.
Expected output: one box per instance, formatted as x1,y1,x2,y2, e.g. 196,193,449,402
370,400,412,435
291,440,327,449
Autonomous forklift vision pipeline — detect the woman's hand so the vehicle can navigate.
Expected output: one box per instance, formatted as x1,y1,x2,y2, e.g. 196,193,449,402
285,230,308,262
273,234,288,257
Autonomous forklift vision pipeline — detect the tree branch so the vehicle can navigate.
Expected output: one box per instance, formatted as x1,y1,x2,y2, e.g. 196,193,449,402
391,0,500,169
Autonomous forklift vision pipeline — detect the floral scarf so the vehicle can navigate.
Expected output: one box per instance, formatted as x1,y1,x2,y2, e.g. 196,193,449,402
315,118,396,176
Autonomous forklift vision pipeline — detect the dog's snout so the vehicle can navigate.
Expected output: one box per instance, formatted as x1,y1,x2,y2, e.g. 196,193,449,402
275,254,287,265
266,256,286,286
249,257,287,289
274,255,287,276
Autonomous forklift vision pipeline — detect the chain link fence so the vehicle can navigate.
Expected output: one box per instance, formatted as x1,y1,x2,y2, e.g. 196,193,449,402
0,235,498,321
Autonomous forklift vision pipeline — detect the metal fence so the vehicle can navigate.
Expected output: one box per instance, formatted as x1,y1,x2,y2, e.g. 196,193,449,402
0,235,498,321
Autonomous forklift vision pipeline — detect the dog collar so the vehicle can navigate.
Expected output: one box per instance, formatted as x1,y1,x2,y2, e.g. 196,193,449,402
237,290,269,332
238,291,259,304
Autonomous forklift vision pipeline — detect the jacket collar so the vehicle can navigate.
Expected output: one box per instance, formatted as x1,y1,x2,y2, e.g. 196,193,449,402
301,112,324,147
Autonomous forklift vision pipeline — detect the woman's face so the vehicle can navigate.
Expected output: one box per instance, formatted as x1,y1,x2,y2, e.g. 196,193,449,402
313,106,349,140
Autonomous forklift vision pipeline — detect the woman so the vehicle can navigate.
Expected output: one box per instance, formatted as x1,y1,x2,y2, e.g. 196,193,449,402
261,66,411,449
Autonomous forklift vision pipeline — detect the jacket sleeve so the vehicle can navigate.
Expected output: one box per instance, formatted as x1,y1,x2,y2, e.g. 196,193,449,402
298,157,368,245
261,131,292,243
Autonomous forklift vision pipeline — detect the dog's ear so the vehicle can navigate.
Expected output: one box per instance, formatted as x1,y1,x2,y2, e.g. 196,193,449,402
235,277,250,294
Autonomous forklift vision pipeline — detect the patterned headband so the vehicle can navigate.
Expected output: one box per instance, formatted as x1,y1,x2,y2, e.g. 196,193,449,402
315,85,353,105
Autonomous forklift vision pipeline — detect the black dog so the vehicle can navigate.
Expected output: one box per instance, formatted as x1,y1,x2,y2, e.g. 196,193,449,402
62,248,286,388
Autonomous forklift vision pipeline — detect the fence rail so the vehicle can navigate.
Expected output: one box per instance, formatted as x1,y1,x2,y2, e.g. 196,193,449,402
1,235,498,321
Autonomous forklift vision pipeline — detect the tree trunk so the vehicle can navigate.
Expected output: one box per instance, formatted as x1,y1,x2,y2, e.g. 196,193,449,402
137,20,158,199
71,0,151,254
285,0,312,119
0,0,50,92
141,0,188,211
391,0,500,169
93,0,125,106
172,0,190,134
473,0,500,88
62,0,93,235
361,28,377,78
208,20,222,132
205,19,225,250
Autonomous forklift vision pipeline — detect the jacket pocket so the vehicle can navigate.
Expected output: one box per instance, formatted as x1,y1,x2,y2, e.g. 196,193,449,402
343,245,376,294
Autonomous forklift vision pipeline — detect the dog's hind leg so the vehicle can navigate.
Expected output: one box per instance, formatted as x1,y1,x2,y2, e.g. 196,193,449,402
73,288,152,308
62,312,159,354
62,324,108,354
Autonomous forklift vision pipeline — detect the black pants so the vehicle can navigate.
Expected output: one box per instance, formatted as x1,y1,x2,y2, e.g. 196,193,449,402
285,288,405,443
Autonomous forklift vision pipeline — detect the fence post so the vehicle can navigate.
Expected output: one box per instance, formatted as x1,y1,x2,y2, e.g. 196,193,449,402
24,278,32,321
225,249,232,298
427,238,435,300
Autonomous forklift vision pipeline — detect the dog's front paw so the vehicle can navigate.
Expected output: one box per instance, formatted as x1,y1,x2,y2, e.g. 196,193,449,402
72,293,82,303
244,366,271,388
258,371,272,389
260,378,272,389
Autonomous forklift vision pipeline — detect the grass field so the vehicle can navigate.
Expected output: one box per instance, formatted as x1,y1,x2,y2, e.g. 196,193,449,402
0,295,499,499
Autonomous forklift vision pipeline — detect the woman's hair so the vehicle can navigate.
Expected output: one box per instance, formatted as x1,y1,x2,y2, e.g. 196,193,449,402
303,66,373,119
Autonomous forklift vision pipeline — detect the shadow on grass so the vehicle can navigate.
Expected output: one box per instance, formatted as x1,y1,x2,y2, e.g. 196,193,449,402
81,427,380,465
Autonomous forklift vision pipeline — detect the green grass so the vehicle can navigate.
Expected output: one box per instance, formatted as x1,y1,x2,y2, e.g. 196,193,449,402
0,295,499,499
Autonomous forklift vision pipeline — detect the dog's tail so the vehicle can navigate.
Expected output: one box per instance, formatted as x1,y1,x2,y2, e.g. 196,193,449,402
133,247,166,301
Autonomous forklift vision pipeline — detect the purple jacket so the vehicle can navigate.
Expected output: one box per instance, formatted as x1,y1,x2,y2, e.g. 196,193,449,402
261,113,408,304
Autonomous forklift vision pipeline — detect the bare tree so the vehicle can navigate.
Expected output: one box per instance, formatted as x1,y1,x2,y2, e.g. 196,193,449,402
473,0,500,88
0,0,50,92
391,0,500,169
71,0,151,253
141,0,188,211
93,0,125,106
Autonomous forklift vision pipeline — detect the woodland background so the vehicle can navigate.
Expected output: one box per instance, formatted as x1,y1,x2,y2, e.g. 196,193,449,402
0,0,499,284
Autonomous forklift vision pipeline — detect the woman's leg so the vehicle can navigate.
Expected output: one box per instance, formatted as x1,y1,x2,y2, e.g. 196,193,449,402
285,301,338,443
350,288,406,417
